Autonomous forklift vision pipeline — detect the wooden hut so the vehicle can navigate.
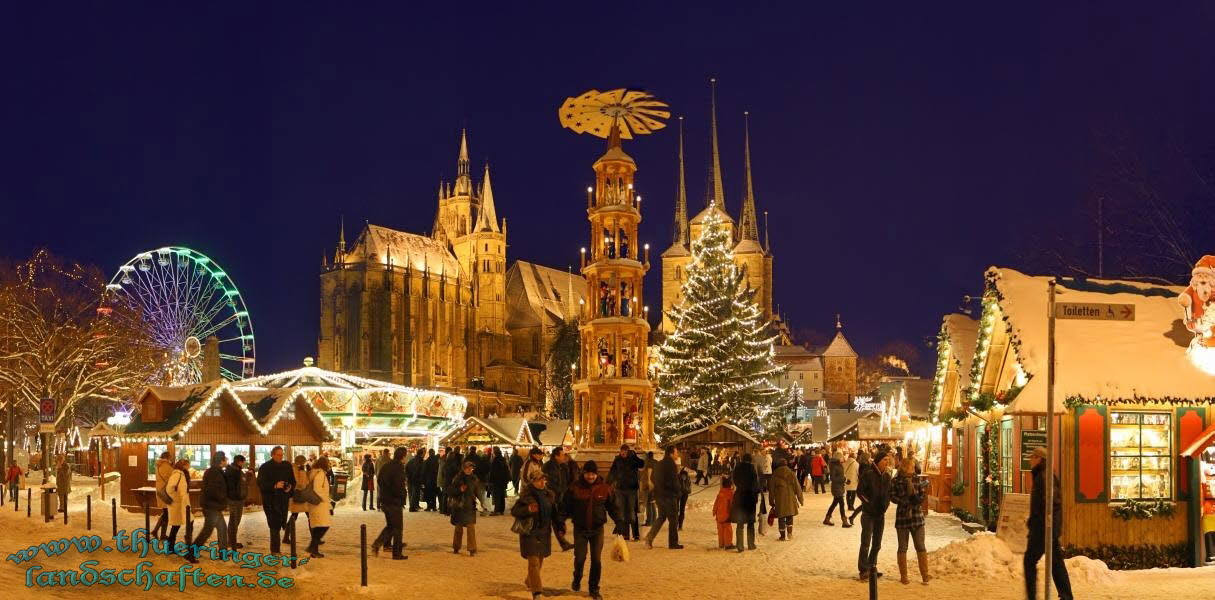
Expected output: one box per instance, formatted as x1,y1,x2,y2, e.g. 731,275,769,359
661,421,761,455
110,382,337,510
941,267,1215,566
440,416,537,450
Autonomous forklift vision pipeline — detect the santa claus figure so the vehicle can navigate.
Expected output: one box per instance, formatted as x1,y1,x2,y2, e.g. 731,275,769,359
1179,255,1215,348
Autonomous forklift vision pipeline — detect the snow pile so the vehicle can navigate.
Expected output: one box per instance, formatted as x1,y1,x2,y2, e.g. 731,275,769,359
1063,554,1122,584
929,532,1019,579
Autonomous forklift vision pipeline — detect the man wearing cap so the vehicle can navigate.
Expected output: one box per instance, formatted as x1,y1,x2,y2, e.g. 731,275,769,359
1025,447,1074,600
607,444,644,540
193,451,230,555
856,450,894,580
522,447,546,491
544,447,576,551
566,460,616,600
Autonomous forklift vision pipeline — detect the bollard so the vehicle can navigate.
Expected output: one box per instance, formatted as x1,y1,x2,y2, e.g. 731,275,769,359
185,505,193,544
63,496,68,525
360,524,367,587
27,488,32,518
87,495,92,530
868,562,878,600
289,520,297,569
111,498,117,537
143,502,150,541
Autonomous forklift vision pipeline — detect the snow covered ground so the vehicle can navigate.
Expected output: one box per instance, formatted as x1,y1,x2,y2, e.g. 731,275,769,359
1,477,1213,599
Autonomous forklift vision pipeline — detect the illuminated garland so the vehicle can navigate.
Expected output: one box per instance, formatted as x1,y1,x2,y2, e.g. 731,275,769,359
965,270,1031,411
116,383,341,443
1063,394,1215,409
655,204,793,438
979,424,1001,526
929,329,950,424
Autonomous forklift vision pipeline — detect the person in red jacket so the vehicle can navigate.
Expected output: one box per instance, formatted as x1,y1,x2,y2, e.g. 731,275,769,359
5,462,23,502
810,449,827,494
565,460,616,600
712,476,735,550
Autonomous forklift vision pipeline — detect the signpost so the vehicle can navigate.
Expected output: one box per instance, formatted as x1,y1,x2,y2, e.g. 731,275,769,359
39,398,56,434
1054,302,1134,321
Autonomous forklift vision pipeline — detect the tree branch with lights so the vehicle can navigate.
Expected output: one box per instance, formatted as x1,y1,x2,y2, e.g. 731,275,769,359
654,205,794,439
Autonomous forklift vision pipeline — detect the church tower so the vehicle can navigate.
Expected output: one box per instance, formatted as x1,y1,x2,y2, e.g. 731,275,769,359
733,111,773,323
558,87,669,454
660,117,691,334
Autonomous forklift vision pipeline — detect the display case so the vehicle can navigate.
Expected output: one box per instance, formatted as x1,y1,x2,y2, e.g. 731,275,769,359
1109,412,1171,500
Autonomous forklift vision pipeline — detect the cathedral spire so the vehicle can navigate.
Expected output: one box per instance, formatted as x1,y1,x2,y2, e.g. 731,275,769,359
672,116,688,247
738,111,760,242
454,129,471,196
764,209,771,253
474,162,500,233
706,77,725,209
334,215,346,263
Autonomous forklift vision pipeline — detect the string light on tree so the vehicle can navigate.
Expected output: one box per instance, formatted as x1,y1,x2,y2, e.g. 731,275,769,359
654,202,794,438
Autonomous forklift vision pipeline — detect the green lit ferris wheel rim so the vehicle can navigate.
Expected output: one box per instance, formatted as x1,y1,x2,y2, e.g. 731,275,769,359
106,246,256,383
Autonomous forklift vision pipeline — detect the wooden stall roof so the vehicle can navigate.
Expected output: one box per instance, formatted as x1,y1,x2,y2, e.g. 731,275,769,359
531,419,571,447
440,416,537,447
117,383,338,443
662,421,760,447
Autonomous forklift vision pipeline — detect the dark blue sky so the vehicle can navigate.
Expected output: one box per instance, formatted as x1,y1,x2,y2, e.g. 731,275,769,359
3,2,1213,374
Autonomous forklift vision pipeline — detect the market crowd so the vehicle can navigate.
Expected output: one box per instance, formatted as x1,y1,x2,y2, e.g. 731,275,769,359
83,439,1070,600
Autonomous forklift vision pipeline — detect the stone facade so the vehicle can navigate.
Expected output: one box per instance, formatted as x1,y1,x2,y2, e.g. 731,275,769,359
317,132,584,416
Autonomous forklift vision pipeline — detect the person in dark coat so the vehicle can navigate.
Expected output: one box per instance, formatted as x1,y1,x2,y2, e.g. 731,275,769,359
509,447,524,496
489,447,510,515
224,455,249,549
677,466,692,530
607,444,644,540
543,447,576,551
848,450,872,522
256,446,295,554
769,457,803,540
449,460,482,555
824,450,850,527
730,452,759,552
371,447,408,560
856,450,894,580
406,448,425,512
435,447,450,514
512,470,558,600
1024,447,1074,600
473,446,492,512
423,448,440,512
443,448,464,491
644,446,683,549
360,454,376,511
566,460,616,600
192,452,229,555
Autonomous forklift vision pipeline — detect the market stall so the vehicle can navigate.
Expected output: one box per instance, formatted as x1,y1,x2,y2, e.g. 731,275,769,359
107,382,337,510
661,420,762,456
440,416,537,452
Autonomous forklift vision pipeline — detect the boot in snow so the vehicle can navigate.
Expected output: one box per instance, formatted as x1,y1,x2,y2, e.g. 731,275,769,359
917,552,932,584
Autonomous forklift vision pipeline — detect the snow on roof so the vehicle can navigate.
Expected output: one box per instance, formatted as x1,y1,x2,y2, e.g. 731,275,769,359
662,420,759,446
343,224,461,276
733,238,765,255
505,260,587,329
532,419,571,447
985,267,1215,413
942,314,979,390
820,331,858,358
660,243,690,258
443,416,536,446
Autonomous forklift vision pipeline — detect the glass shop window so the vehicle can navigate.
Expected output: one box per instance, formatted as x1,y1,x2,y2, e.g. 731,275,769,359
177,444,212,474
146,444,168,479
1110,412,1172,500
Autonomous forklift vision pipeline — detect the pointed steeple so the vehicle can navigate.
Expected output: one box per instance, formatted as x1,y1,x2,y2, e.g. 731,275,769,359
474,162,500,233
333,216,346,263
706,78,725,209
764,210,771,253
738,111,760,242
454,129,471,196
672,116,688,247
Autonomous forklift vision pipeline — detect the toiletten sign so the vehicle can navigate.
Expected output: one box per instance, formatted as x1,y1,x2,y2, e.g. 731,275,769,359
1054,302,1134,321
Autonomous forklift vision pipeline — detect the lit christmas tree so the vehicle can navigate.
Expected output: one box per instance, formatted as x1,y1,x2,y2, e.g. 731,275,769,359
655,203,795,439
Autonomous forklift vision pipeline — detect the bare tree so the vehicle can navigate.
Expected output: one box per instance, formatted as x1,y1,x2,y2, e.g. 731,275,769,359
0,250,157,437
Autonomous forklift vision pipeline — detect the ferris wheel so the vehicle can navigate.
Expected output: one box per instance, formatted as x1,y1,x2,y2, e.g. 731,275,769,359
105,246,256,385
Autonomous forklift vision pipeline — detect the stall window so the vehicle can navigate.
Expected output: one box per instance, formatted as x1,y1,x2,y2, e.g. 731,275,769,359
1110,412,1172,500
955,429,965,486
294,446,320,461
177,444,211,474
1000,418,1014,493
215,445,249,464
254,445,282,467
146,444,168,479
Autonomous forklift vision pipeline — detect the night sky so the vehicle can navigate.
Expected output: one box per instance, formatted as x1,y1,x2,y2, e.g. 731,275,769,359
4,3,1214,375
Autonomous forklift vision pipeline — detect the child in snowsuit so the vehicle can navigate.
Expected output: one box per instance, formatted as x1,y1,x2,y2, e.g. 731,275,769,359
713,476,735,549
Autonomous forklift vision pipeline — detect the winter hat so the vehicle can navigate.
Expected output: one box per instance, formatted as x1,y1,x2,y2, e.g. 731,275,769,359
582,460,599,474
872,450,889,466
529,470,548,482
1194,255,1215,278
210,451,227,468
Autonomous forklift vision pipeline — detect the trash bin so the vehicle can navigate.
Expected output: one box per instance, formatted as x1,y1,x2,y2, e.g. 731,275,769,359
332,472,349,501
41,487,57,520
